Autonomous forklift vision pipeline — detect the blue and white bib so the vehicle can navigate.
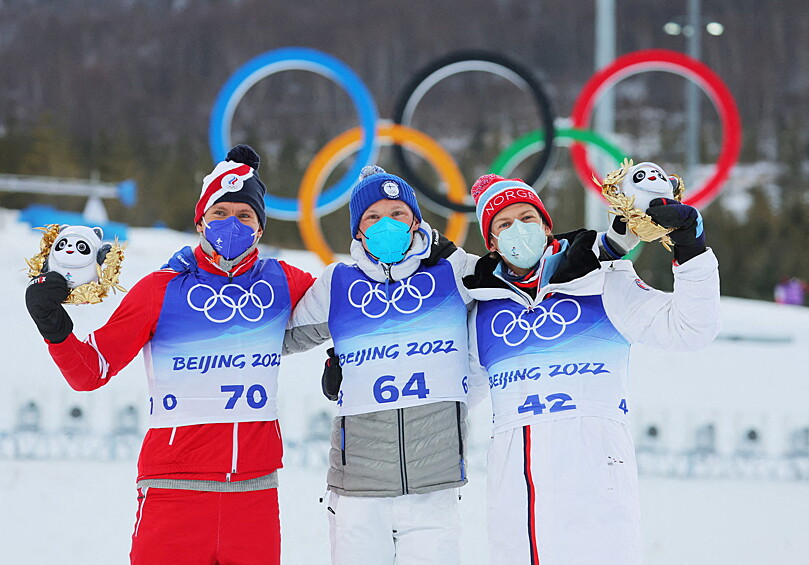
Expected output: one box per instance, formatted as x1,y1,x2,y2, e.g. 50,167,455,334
146,254,290,428
475,293,631,432
329,262,469,416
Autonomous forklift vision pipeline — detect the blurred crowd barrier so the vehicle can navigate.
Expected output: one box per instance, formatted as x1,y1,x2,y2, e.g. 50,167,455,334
4,401,809,482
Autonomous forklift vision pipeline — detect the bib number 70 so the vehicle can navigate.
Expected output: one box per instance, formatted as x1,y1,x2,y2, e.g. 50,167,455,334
373,372,430,403
221,384,268,409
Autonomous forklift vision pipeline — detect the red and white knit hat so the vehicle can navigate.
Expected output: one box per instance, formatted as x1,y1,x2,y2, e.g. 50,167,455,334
471,174,553,249
194,145,267,226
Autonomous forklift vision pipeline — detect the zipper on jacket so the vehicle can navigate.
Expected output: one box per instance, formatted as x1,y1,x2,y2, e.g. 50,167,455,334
227,422,239,481
495,273,535,309
455,402,466,481
398,408,408,495
340,416,346,465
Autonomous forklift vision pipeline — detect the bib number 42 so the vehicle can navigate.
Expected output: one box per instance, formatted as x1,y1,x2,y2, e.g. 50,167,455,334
517,393,576,415
373,372,430,403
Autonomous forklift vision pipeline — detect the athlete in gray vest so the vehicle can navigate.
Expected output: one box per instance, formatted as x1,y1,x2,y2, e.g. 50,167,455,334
284,166,481,565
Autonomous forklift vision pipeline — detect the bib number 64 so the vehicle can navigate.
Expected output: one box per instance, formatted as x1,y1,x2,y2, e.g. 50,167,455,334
373,372,430,403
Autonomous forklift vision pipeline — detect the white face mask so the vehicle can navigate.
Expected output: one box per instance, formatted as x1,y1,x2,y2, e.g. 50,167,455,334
493,220,547,269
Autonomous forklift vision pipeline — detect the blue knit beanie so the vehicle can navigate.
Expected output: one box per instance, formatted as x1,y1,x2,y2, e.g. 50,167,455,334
348,166,422,237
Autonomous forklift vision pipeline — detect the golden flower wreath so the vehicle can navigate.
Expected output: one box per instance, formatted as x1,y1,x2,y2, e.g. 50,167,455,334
595,158,685,252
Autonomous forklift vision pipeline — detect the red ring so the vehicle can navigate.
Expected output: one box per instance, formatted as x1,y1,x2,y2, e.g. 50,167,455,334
571,49,741,208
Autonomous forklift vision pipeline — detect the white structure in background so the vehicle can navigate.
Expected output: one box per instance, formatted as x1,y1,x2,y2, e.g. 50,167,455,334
0,173,137,223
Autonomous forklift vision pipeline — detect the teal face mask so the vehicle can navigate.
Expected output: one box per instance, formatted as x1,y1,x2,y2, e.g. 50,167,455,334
362,216,413,264
493,220,547,269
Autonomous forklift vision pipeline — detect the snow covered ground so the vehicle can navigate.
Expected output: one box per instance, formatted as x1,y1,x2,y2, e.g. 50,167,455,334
2,208,809,564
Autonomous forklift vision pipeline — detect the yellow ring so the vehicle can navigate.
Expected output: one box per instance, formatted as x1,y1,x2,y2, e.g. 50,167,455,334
298,123,469,265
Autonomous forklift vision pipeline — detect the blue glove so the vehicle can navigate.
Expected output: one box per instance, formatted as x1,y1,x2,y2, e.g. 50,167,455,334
162,246,198,273
646,198,706,263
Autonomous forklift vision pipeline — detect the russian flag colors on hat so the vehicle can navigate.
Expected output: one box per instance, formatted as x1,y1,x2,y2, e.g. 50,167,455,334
349,165,422,237
471,173,553,249
194,144,268,227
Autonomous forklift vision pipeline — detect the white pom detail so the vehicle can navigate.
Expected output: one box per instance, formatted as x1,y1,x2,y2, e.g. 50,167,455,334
358,165,386,181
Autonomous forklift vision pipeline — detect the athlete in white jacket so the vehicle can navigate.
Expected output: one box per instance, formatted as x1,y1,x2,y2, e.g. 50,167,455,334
463,174,720,565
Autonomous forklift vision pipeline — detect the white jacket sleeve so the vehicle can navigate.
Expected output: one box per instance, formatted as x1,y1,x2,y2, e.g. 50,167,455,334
603,249,721,351
282,263,336,355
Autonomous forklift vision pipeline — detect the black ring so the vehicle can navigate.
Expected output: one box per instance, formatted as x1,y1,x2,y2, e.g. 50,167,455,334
393,50,556,213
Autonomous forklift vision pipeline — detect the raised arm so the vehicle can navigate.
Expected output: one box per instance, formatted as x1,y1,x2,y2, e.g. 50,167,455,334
26,271,171,390
605,200,720,350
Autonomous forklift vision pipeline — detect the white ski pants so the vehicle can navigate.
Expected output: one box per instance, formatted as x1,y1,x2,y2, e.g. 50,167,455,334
326,488,461,565
487,417,643,565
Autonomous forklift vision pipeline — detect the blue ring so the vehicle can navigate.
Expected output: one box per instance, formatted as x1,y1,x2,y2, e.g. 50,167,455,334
209,47,378,220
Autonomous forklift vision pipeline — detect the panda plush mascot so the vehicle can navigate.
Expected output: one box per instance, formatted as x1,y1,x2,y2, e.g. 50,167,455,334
45,225,111,289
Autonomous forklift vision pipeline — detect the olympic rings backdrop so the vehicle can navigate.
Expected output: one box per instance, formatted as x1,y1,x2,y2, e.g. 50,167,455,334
391,51,557,214
209,47,741,264
569,49,741,209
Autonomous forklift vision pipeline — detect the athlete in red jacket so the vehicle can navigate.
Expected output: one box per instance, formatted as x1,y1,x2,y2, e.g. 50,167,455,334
25,145,315,565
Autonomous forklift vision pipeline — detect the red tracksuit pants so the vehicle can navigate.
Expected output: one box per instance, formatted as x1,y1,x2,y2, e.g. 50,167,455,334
130,487,281,565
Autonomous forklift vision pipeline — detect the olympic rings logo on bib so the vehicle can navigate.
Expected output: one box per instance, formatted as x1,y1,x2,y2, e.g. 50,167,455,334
347,272,436,319
187,280,276,323
491,299,582,346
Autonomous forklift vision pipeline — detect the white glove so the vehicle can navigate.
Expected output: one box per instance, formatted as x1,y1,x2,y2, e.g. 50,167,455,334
599,216,640,259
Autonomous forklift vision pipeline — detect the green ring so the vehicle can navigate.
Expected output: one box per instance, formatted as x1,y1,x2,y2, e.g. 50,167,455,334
490,127,643,261
490,127,626,176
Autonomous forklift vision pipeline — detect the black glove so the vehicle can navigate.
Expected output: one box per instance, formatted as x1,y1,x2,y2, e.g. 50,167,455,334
25,271,73,343
423,229,457,267
645,198,706,263
321,347,342,401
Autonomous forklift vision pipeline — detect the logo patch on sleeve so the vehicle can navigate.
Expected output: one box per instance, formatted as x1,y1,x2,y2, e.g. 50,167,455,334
634,278,651,291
